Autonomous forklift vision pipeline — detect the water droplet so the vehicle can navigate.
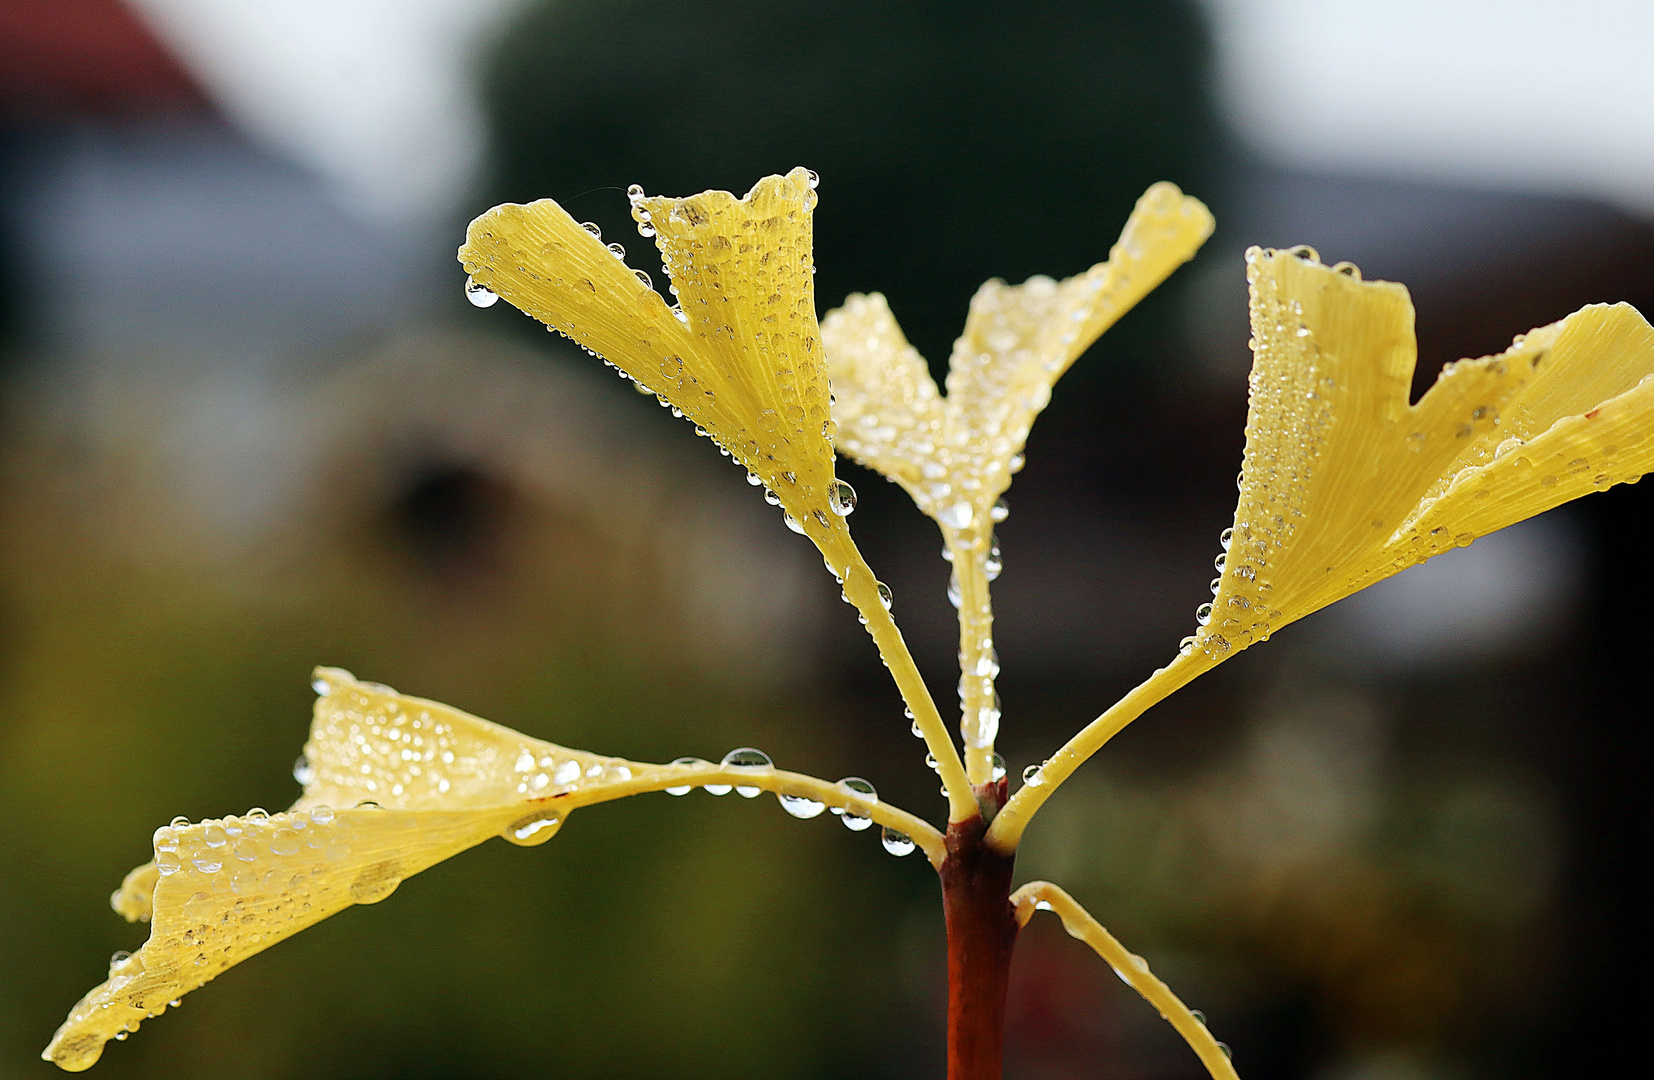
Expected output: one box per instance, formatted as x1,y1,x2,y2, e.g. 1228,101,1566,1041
293,755,315,786
246,808,269,822
312,676,331,696
201,824,228,848
985,540,1003,580
627,183,645,200
1022,763,1046,787
947,569,963,609
506,813,563,845
1195,602,1214,626
606,242,626,259
580,221,602,239
990,498,1009,523
156,852,181,875
666,756,707,795
109,950,132,970
881,827,916,856
940,503,973,529
833,777,878,830
805,169,820,189
1218,1043,1233,1062
634,269,652,288
991,754,1007,782
746,471,764,486
1219,527,1234,549
876,581,894,610
350,860,401,904
778,793,826,818
310,805,335,825
191,855,223,873
464,277,499,308
829,479,857,515
154,826,180,852
1009,454,1025,473
268,830,301,857
171,816,190,828
1190,1009,1207,1026
721,747,772,798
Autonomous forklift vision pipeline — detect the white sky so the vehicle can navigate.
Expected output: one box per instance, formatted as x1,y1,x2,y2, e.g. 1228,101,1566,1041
128,0,523,229
126,1,1654,226
1204,0,1654,215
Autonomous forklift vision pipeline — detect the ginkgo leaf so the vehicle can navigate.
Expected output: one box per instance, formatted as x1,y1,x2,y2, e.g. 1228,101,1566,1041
458,171,977,820
821,183,1212,771
823,182,1212,538
1190,248,1654,660
988,249,1654,849
458,169,848,556
45,669,940,1071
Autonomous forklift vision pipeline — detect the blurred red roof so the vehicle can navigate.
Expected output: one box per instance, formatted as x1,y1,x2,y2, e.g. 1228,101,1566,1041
0,0,207,117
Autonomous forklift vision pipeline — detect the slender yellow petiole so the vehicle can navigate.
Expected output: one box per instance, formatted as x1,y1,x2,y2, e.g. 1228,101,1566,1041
571,760,947,868
1011,881,1240,1080
945,527,999,788
986,649,1217,850
838,546,978,823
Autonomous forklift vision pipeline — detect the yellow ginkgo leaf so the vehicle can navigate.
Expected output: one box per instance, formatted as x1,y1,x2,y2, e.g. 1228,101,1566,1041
459,170,977,821
45,669,940,1071
821,183,1212,775
824,182,1213,537
1191,248,1654,660
988,248,1654,849
459,169,849,555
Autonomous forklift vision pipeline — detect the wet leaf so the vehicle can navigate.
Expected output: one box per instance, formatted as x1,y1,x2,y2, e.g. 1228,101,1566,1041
1192,247,1654,660
459,170,848,553
46,669,938,1070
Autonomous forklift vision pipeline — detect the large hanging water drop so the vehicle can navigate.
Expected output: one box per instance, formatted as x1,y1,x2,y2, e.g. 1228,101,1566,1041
778,793,826,818
506,813,562,845
829,480,858,516
991,753,1007,782
464,277,499,308
293,755,314,786
721,747,773,798
881,827,916,857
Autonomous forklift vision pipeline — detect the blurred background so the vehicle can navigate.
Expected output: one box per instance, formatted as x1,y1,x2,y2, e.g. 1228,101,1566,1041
1,1,1650,1077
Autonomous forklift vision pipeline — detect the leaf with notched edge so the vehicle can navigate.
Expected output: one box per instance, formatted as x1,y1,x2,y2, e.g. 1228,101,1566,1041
46,669,934,1070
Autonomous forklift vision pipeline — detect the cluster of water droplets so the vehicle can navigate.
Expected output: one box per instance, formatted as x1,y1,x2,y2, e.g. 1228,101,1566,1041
153,806,352,889
657,750,912,855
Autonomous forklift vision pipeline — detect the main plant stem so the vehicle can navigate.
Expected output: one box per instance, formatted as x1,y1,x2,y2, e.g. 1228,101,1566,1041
941,801,1018,1080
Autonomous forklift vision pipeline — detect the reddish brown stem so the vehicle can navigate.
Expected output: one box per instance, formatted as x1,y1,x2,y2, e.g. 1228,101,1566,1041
942,804,1018,1080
